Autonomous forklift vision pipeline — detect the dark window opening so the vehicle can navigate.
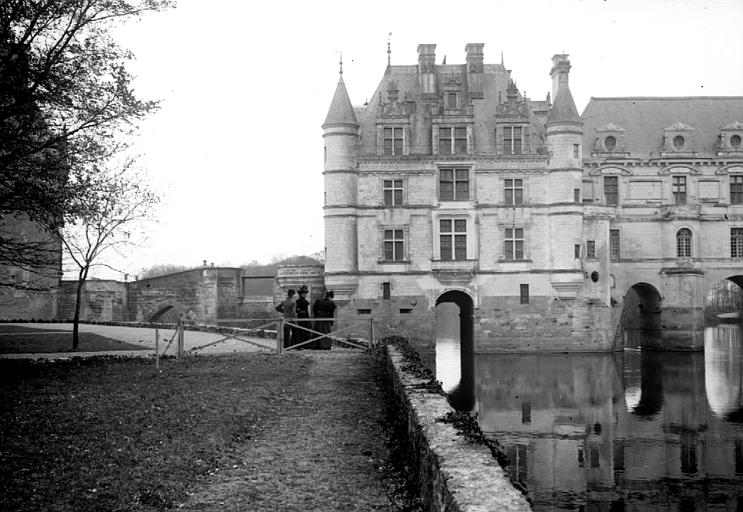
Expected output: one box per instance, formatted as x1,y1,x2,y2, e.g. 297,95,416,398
586,240,596,259
604,176,618,206
382,282,391,300
520,284,529,305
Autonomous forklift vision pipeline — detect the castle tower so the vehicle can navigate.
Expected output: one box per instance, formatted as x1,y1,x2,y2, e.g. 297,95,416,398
322,63,359,299
545,54,585,294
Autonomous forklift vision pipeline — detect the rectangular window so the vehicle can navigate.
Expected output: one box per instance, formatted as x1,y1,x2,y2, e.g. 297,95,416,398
573,144,580,158
732,228,743,258
383,127,403,156
503,126,523,155
382,282,391,300
447,92,457,108
439,168,469,201
732,175,743,204
574,244,581,258
383,229,404,262
586,240,596,259
383,179,403,206
672,176,687,205
521,402,531,424
454,127,467,154
438,126,467,155
604,176,619,205
505,178,524,205
520,284,529,304
440,219,467,261
574,188,580,203
610,229,620,261
505,227,525,261
439,127,451,155
589,446,600,468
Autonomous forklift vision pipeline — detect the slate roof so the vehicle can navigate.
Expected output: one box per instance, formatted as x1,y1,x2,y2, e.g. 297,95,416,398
581,97,743,157
323,75,358,127
547,81,580,124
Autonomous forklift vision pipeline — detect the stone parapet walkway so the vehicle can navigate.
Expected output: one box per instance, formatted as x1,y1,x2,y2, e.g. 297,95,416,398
180,349,396,511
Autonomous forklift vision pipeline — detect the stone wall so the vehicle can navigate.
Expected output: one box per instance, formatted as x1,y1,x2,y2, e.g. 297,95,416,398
276,264,326,304
57,280,127,322
385,343,531,511
126,269,206,322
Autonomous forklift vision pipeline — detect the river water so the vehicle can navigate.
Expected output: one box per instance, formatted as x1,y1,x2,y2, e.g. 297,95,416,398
431,323,743,511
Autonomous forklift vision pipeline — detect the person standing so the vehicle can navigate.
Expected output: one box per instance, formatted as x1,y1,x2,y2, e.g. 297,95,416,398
312,290,336,350
295,285,311,349
275,289,297,348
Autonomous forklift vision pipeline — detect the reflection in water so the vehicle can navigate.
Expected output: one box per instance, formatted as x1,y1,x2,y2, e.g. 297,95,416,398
431,324,743,510
435,301,475,412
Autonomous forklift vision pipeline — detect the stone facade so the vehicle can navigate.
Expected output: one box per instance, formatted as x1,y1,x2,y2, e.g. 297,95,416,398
322,44,743,352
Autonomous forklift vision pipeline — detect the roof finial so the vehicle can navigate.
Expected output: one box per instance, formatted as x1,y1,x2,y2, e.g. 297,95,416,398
339,52,343,76
387,32,392,67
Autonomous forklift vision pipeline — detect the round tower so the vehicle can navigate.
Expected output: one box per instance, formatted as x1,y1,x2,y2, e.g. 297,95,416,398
545,54,584,271
322,63,359,288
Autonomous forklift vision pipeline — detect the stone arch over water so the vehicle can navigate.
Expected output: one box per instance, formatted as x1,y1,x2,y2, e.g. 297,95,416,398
705,275,743,321
623,282,663,348
435,290,475,411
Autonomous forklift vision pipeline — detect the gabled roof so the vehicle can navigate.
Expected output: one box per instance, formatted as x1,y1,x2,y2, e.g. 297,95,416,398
582,97,743,157
323,75,358,127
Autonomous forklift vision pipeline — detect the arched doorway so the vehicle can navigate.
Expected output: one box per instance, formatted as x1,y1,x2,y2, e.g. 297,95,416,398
435,290,475,411
623,283,663,349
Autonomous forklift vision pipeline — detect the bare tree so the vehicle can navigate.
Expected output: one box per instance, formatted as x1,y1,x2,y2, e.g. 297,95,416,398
0,0,172,288
61,162,158,349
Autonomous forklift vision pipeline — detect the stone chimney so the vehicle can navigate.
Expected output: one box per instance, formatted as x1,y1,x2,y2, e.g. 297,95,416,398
550,54,571,102
465,43,485,99
417,44,437,98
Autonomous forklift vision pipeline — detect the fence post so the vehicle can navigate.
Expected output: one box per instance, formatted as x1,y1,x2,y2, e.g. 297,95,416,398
369,319,375,348
177,316,184,358
155,327,160,370
277,318,284,354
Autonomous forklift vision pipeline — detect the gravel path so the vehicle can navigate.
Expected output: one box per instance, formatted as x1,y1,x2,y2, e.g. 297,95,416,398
3,323,275,355
180,349,394,511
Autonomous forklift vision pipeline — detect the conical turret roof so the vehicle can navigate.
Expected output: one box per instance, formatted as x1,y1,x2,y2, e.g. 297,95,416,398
548,81,580,124
323,75,358,127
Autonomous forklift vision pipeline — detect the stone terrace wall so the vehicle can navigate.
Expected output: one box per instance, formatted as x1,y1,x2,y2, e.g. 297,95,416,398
386,344,531,511
127,269,207,322
276,264,325,304
56,280,127,322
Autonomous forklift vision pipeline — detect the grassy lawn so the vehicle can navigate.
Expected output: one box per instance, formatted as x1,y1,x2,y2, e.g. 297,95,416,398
0,325,147,353
0,353,310,511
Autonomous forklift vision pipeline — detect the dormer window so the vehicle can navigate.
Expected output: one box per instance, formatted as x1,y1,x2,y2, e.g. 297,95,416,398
446,92,458,109
719,121,743,154
593,123,627,155
662,122,695,156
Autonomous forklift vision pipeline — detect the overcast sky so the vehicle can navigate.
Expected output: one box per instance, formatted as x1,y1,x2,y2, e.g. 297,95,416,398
94,0,743,280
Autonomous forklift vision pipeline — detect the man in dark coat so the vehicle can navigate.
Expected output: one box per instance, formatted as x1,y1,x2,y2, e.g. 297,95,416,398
295,285,311,348
312,290,336,350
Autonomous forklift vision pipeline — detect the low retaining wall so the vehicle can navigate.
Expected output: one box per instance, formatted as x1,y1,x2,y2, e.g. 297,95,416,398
385,343,531,512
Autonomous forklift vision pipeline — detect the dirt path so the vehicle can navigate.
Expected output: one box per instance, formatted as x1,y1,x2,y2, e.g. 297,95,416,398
180,349,395,511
